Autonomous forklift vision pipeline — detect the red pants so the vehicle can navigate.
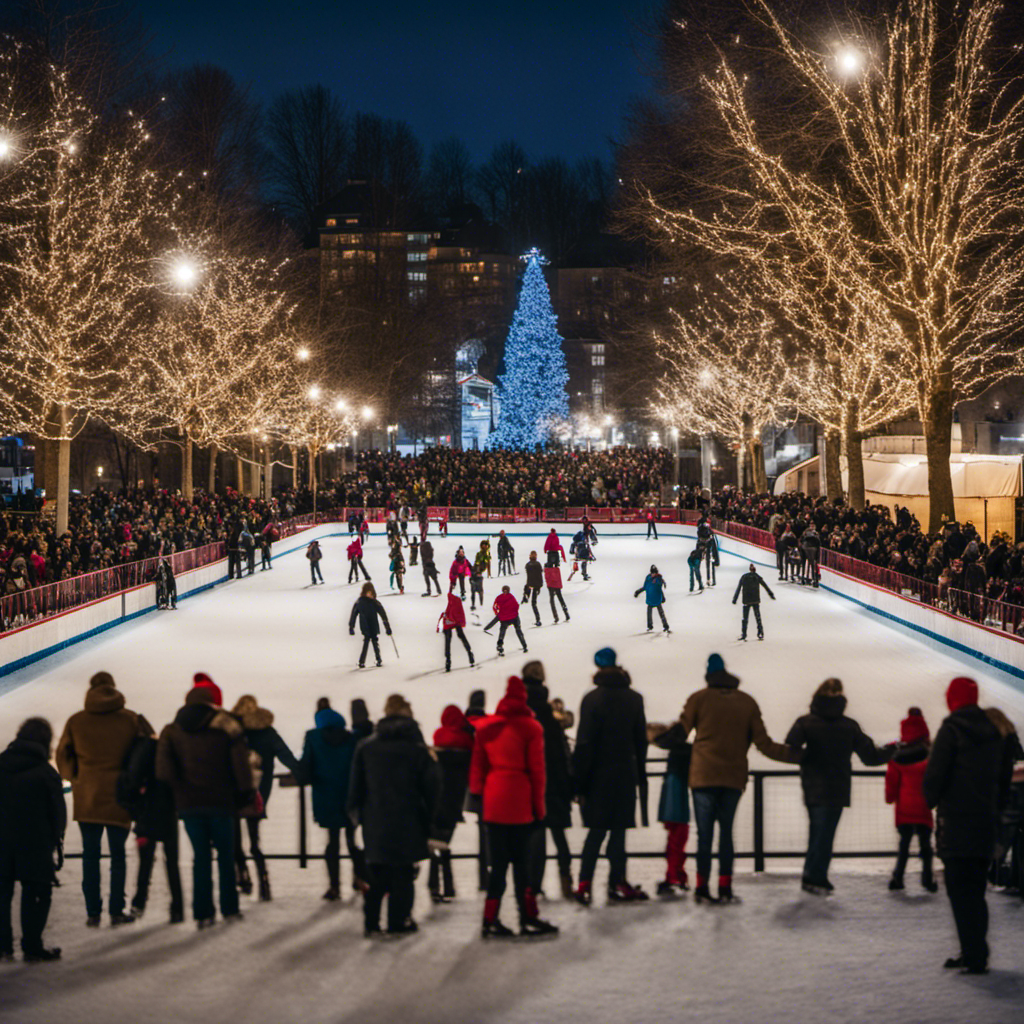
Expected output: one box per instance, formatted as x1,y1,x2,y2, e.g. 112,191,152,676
665,823,689,884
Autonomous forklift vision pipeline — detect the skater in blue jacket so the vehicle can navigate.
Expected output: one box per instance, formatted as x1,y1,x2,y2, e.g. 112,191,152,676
634,565,669,632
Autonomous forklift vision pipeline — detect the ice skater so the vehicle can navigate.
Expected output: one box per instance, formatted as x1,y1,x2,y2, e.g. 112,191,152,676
450,549,472,599
306,539,324,585
389,548,406,594
732,563,775,640
697,517,719,586
568,529,593,581
438,591,475,672
408,536,419,566
801,525,821,587
155,558,177,609
645,509,658,540
421,539,442,596
635,565,670,632
347,537,371,584
348,582,392,667
418,506,429,542
485,585,528,657
687,544,705,593
496,530,516,575
469,562,485,612
544,551,569,622
543,528,565,563
521,551,544,627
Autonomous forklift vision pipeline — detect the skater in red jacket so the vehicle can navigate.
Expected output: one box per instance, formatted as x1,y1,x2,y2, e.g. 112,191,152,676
437,592,475,672
347,538,371,584
544,551,569,622
885,708,937,892
484,586,528,657
543,529,566,562
469,675,558,939
449,549,472,598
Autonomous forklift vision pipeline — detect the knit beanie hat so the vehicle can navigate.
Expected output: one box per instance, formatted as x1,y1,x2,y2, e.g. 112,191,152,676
947,677,979,713
191,672,222,707
522,660,545,684
505,676,527,702
467,689,486,712
89,671,115,689
706,653,725,678
900,707,930,744
315,707,344,730
594,647,616,668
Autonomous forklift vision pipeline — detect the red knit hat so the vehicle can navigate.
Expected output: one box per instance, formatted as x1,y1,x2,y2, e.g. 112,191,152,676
192,672,223,707
900,707,930,744
505,675,526,702
946,677,978,713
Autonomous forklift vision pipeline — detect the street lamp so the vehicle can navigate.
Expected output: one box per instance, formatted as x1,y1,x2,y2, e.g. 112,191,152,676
171,259,198,289
836,45,864,77
335,398,347,412
307,384,321,401
296,347,310,361
0,137,11,161
361,406,374,420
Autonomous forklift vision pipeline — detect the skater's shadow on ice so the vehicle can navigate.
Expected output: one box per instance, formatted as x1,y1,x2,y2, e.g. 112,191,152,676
248,903,343,951
961,969,1024,999
772,895,839,927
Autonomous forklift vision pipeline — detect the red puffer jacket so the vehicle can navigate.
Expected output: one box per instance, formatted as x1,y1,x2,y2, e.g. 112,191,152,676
543,565,562,589
347,539,362,560
885,754,933,827
437,592,466,632
492,591,520,622
469,677,545,825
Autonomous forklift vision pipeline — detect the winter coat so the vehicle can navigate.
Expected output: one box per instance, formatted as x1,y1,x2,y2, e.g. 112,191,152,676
923,705,1014,859
492,591,520,622
347,715,440,866
526,682,573,829
347,539,363,561
885,747,933,828
543,533,565,560
469,686,546,825
449,555,472,582
432,708,474,834
687,548,702,570
637,572,666,606
573,666,648,829
299,711,357,831
56,684,147,828
679,668,797,791
801,531,822,558
524,559,544,589
438,592,467,631
571,531,593,560
349,596,391,637
497,535,513,558
653,722,692,824
785,694,893,807
0,738,66,883
120,735,177,842
421,540,435,567
543,565,562,592
155,694,255,815
733,571,774,605
237,706,300,810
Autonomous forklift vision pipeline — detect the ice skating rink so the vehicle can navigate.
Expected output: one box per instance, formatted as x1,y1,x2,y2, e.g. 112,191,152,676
1,527,1022,1023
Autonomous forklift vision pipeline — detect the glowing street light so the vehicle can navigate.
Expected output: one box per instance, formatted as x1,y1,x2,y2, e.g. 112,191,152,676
335,398,347,412
0,137,12,160
172,259,198,289
361,405,374,420
308,384,321,400
296,347,310,361
836,46,864,76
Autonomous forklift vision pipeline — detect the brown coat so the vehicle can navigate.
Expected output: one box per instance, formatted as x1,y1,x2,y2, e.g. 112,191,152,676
56,685,146,828
679,669,797,791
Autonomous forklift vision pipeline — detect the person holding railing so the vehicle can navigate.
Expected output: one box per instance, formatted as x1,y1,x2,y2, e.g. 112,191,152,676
784,679,895,897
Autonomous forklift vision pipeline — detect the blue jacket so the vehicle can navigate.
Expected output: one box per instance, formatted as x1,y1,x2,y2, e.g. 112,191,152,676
637,573,666,606
298,710,357,830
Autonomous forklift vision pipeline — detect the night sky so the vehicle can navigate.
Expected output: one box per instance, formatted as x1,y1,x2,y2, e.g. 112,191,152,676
137,0,657,164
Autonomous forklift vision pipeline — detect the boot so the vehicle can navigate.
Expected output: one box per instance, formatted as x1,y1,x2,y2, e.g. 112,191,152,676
608,882,649,903
258,872,271,902
559,870,573,900
482,919,515,939
322,886,341,901
573,880,592,906
236,864,253,895
23,947,61,962
520,917,559,938
888,874,905,891
718,876,738,902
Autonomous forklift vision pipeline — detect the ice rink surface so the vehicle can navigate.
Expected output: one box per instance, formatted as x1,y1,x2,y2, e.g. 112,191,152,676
1,528,1023,1023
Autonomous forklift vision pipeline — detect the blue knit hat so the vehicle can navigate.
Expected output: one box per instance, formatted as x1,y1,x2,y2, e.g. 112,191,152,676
707,653,725,676
315,707,345,729
594,647,617,668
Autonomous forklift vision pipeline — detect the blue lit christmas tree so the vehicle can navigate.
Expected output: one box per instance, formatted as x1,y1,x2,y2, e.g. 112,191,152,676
488,249,570,448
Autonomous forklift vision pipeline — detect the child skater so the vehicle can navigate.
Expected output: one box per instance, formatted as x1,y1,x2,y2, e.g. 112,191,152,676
438,591,475,672
648,720,692,896
469,561,485,613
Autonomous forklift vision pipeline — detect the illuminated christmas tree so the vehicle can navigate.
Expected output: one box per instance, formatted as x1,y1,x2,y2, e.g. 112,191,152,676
488,249,569,448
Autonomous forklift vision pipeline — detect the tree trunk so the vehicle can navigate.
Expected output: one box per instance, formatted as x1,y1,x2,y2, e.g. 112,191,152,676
842,422,865,511
749,435,767,494
264,447,273,501
236,456,245,495
208,443,218,494
308,445,318,516
922,383,956,533
290,445,298,489
181,435,193,500
824,428,842,501
55,405,71,536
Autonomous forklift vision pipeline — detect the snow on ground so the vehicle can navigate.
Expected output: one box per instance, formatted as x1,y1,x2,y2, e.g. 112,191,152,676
1,528,1023,1022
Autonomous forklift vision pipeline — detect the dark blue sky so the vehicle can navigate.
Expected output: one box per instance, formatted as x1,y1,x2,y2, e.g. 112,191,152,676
139,0,658,164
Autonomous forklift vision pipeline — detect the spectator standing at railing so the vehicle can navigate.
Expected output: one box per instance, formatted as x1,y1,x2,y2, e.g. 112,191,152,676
678,653,798,903
784,678,895,896
800,525,822,588
0,717,66,962
155,558,177,610
429,705,474,902
924,677,1015,976
56,672,151,928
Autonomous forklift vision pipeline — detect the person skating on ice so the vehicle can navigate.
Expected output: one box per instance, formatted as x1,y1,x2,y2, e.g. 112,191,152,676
521,551,544,627
496,530,516,575
801,525,822,587
469,562,485,612
449,549,472,599
544,551,569,622
408,535,419,566
486,585,528,657
349,582,392,667
437,592,475,672
306,540,324,585
733,563,775,640
645,508,658,539
347,536,371,584
389,548,406,594
687,544,705,593
420,539,442,596
776,524,796,580
543,529,565,564
568,529,593,581
697,516,719,586
635,565,670,631
477,539,492,578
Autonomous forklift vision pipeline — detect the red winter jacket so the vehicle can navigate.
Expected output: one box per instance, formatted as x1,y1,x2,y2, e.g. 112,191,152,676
543,565,562,589
437,592,467,632
469,678,545,824
543,533,566,560
347,539,362,560
885,756,933,827
492,591,520,622
449,556,472,581
434,705,474,750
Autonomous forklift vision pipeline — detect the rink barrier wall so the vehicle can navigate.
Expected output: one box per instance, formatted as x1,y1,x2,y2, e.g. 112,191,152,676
3,519,1023,690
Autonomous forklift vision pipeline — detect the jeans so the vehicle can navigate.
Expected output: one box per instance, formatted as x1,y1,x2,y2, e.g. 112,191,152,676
893,824,934,884
182,813,237,921
79,822,129,918
364,863,415,932
803,804,844,886
740,603,763,638
579,827,627,888
444,627,473,666
647,604,669,629
943,857,990,970
497,616,527,652
523,586,541,623
310,561,323,584
260,546,271,569
486,822,536,919
0,875,52,955
133,827,183,917
549,589,568,620
422,565,441,594
359,635,382,666
692,787,742,882
527,824,572,894
325,825,367,889
689,564,703,591
348,558,369,583
647,521,658,538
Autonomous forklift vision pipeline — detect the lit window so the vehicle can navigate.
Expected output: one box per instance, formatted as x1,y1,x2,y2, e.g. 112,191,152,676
408,271,427,281
346,217,358,225
594,344,605,354
325,218,337,227
591,355,605,366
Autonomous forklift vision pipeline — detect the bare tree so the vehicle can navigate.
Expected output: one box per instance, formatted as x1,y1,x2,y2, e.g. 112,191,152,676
476,139,527,233
424,136,474,219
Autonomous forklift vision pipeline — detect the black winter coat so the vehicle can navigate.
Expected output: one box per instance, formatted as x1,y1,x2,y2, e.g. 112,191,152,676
526,682,573,829
923,705,1014,859
785,695,893,807
524,559,544,589
349,596,391,637
122,736,177,842
432,747,472,835
348,716,440,865
242,726,300,809
572,667,648,829
0,739,66,883
733,571,774,605
421,541,435,568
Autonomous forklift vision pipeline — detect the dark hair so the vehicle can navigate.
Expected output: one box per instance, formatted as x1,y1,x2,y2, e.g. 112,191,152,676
316,697,331,712
17,717,53,748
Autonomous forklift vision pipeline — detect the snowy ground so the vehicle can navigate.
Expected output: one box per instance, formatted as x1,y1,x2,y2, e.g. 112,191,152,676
1,528,1023,1022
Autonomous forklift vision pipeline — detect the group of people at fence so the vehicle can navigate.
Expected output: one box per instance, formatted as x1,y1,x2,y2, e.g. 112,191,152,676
2,653,1020,973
